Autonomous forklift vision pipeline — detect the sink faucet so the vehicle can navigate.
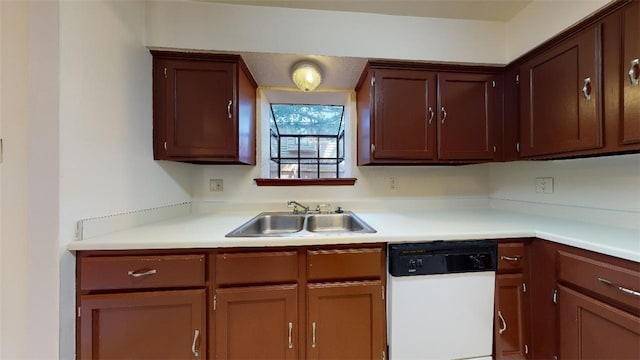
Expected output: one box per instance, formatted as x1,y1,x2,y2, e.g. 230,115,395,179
287,200,310,214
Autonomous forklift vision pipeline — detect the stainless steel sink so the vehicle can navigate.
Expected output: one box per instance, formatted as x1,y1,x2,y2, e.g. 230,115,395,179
225,212,305,237
226,211,376,237
306,213,374,233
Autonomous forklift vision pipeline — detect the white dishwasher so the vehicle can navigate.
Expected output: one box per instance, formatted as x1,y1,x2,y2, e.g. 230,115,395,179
387,240,498,360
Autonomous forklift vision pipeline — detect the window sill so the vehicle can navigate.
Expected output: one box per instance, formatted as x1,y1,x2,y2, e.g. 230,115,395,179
254,178,357,186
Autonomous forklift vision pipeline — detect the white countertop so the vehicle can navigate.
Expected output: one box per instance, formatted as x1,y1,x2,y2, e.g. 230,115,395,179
67,207,640,262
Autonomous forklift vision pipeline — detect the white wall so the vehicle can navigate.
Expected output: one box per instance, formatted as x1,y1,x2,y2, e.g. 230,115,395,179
146,0,507,64
489,154,640,227
0,2,30,358
190,88,491,207
505,0,612,61
58,1,192,358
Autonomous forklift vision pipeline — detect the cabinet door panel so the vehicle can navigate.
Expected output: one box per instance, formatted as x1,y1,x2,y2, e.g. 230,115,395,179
307,281,385,360
622,1,640,144
495,273,528,360
80,289,205,359
215,284,298,360
438,73,494,160
520,25,602,157
559,285,640,359
165,60,237,158
373,69,436,160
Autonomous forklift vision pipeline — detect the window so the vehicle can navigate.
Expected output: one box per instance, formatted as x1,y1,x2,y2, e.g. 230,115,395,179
269,104,345,179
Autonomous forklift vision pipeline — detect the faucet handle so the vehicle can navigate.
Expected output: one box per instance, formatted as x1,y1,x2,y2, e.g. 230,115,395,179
316,203,332,214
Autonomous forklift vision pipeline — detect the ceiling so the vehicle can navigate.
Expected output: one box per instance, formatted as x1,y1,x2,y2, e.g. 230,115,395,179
205,0,532,22
201,1,533,102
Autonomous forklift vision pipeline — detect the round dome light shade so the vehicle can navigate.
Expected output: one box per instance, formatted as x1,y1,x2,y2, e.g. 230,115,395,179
291,61,322,92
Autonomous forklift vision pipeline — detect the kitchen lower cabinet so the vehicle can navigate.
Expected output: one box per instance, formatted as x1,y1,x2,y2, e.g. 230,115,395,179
214,284,298,360
212,243,386,360
494,240,530,360
77,253,207,359
79,289,206,359
306,281,385,360
558,284,640,359
494,273,528,360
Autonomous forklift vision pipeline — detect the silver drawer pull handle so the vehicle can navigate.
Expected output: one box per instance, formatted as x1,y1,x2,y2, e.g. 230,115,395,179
597,277,640,297
288,322,293,349
227,100,233,119
427,106,434,124
582,77,592,100
311,322,317,348
500,255,522,262
497,310,507,334
127,269,157,277
630,58,640,85
191,329,200,357
441,106,447,124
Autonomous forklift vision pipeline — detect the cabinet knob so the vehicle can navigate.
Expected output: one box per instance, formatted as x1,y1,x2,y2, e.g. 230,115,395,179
427,106,434,125
582,77,592,100
227,100,233,119
630,58,639,86
441,107,447,124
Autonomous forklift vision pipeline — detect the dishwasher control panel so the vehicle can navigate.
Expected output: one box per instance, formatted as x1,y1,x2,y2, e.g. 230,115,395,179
388,240,497,276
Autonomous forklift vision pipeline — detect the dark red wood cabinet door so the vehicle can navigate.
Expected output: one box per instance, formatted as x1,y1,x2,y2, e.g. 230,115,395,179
621,1,640,145
215,284,298,360
437,72,495,160
495,273,529,360
520,25,602,158
559,285,640,360
372,69,437,160
306,281,385,360
80,289,206,359
164,60,237,159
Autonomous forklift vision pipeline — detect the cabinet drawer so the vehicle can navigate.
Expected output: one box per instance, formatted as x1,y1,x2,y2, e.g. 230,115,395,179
497,242,526,272
307,247,383,281
80,254,205,291
558,250,640,311
216,251,298,286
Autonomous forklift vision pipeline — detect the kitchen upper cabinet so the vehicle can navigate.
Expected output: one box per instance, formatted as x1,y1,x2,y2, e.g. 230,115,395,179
438,72,495,160
215,285,298,360
367,69,437,161
621,0,640,145
357,62,499,165
77,254,207,359
151,51,256,164
519,24,602,158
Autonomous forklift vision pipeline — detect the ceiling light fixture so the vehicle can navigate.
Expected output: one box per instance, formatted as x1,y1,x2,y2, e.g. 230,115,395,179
291,61,322,92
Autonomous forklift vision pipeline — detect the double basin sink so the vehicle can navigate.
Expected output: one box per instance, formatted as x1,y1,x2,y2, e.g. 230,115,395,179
226,211,376,237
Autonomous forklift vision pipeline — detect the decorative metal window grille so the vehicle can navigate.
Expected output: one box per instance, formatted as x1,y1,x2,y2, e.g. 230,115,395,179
269,104,345,179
